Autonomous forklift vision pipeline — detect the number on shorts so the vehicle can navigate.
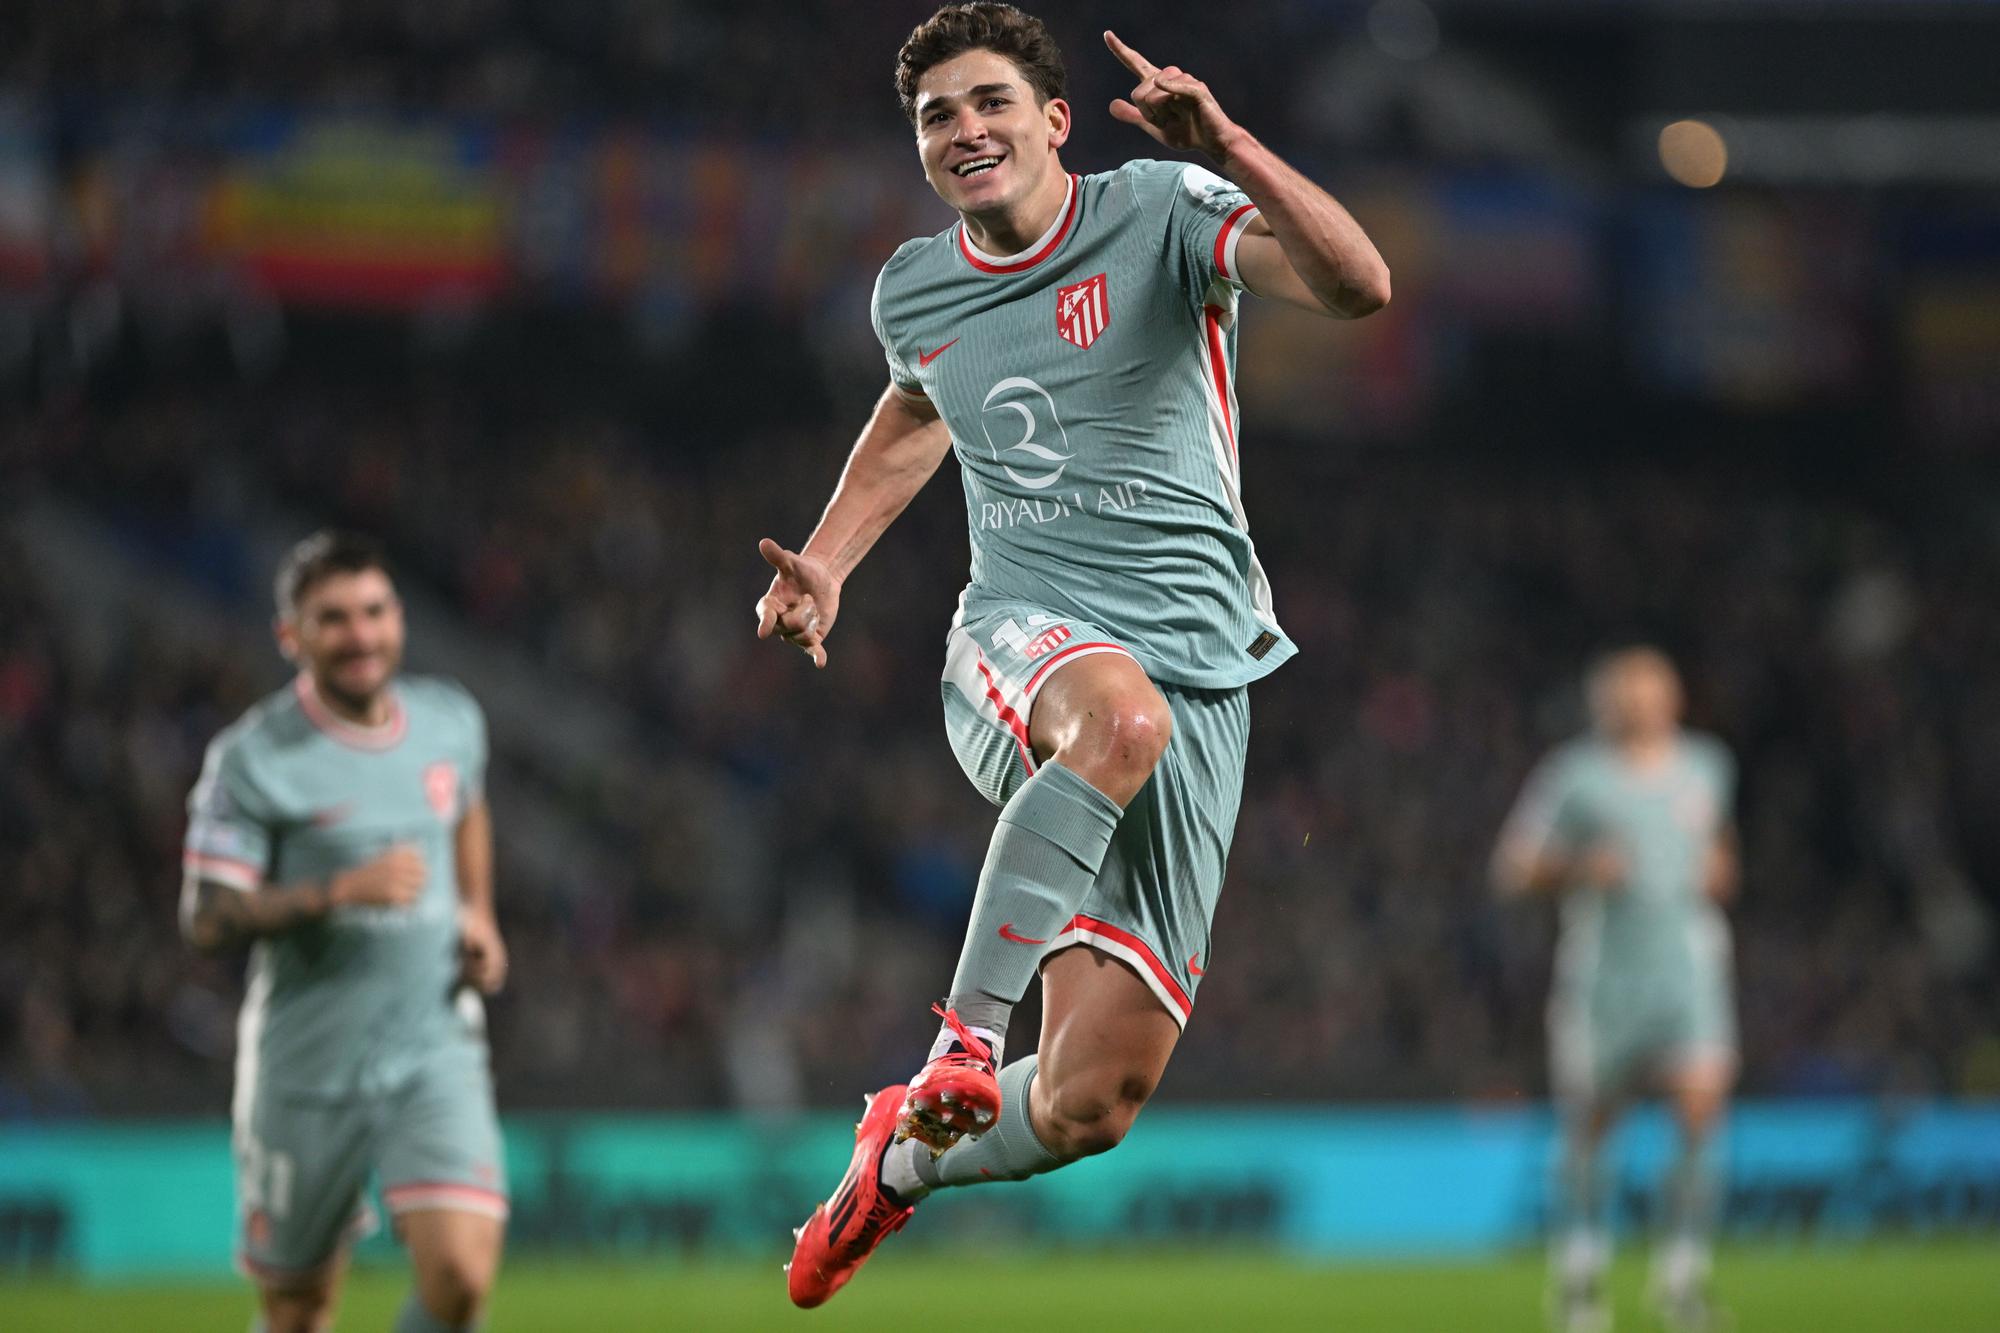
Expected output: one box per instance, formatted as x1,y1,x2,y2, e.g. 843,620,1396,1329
240,1132,296,1220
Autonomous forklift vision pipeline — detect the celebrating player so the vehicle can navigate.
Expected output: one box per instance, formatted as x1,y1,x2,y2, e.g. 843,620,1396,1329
759,3,1389,1306
1493,648,1740,1333
180,532,509,1333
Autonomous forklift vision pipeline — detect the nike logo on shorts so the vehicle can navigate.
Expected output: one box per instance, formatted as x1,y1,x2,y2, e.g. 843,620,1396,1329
998,923,1047,945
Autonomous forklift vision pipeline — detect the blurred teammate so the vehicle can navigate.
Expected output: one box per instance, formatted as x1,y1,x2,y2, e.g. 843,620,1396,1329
757,2,1389,1307
1493,648,1740,1333
180,532,508,1333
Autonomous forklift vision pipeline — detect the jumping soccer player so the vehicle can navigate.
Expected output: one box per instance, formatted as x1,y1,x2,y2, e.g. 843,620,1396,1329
1493,648,1740,1333
756,4,1389,1306
181,532,509,1333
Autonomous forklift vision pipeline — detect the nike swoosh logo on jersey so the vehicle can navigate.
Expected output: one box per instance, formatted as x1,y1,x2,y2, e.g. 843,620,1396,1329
998,923,1047,945
918,338,959,367
1188,953,1206,976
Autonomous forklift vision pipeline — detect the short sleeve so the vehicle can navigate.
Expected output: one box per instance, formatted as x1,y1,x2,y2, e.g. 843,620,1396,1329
1705,739,1737,816
1129,159,1262,309
870,257,927,402
1501,751,1586,857
462,692,489,806
184,736,275,893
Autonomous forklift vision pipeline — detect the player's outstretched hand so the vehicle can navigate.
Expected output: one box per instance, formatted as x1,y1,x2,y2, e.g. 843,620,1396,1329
1104,30,1244,163
330,845,426,909
755,537,841,669
458,905,509,995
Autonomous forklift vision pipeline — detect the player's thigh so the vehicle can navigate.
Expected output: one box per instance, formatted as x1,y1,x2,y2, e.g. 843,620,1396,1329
377,1039,510,1246
1550,993,1631,1121
401,1207,505,1315
938,602,1139,808
1036,944,1182,1117
1655,995,1738,1137
234,1089,375,1310
1046,682,1250,1029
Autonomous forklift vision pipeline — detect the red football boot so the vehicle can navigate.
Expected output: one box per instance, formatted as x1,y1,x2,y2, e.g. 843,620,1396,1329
786,1084,916,1308
897,1003,1001,1156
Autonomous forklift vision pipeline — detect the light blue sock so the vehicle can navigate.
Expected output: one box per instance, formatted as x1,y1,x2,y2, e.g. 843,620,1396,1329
940,763,1122,1061
922,1054,1063,1190
1553,1131,1611,1286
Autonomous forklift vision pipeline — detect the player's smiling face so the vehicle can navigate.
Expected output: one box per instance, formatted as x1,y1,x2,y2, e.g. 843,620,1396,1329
282,568,406,711
914,48,1069,221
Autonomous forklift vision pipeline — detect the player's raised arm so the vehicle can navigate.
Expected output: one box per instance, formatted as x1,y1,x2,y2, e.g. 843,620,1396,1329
755,385,952,668
1103,29,1390,319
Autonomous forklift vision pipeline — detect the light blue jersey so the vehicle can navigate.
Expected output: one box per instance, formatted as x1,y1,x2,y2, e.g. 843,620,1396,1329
872,159,1296,689
184,674,488,1102
1503,732,1739,1096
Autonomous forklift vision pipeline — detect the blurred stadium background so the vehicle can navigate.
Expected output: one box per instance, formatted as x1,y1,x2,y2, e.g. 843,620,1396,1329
3,1,1999,1328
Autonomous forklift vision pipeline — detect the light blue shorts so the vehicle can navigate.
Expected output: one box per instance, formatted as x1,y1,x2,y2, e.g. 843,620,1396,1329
940,597,1250,1028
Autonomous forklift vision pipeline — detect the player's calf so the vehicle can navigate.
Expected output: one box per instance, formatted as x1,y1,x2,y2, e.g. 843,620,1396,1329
1029,1056,1159,1160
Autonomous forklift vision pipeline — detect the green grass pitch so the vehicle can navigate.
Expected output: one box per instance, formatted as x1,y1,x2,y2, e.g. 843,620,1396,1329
3,1243,1995,1331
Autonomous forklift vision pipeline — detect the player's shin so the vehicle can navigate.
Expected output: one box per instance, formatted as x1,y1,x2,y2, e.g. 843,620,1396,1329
393,1291,479,1333
1658,1133,1720,1296
1553,1131,1611,1287
939,762,1122,1064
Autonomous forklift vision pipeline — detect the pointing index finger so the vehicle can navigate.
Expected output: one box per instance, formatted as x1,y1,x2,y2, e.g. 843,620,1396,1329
1103,30,1157,79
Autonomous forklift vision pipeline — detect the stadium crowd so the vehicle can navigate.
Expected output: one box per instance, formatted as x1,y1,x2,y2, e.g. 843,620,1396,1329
3,0,1995,1122
4,350,1996,1118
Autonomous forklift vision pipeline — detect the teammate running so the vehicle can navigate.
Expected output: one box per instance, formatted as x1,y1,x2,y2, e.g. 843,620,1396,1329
756,4,1390,1306
1493,648,1740,1333
181,532,509,1333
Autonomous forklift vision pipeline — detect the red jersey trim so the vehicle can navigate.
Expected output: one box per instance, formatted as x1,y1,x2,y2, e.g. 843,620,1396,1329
974,653,1037,777
1203,305,1236,463
958,175,1082,275
1023,640,1131,696
1214,203,1259,281
1058,913,1194,1019
294,674,408,752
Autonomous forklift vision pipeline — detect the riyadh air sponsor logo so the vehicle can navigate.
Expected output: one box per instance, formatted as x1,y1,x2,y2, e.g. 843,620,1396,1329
980,376,1073,491
1056,272,1109,349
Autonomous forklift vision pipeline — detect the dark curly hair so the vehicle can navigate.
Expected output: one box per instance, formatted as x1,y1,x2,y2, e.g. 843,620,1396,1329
274,529,393,619
895,4,1066,125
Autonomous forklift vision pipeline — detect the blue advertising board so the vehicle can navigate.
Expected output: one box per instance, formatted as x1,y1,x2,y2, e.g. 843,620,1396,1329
2,1100,1996,1278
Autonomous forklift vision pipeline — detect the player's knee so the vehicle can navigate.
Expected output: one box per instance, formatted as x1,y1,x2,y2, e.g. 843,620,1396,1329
1060,693,1172,796
1039,1065,1157,1161
417,1246,494,1324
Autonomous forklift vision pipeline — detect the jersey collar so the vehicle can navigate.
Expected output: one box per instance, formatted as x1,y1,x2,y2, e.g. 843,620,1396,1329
295,673,408,751
958,174,1080,275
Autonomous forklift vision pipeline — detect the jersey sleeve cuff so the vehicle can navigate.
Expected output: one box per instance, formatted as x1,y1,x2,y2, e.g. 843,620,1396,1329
891,381,930,404
183,851,264,892
1214,204,1261,286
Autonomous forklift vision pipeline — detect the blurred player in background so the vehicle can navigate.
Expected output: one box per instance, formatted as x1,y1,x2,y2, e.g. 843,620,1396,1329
1493,647,1740,1333
180,532,509,1333
757,2,1389,1307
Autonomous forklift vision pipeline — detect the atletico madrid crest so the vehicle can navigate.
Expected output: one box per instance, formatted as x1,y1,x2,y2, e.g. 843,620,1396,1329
425,761,459,819
1056,272,1109,349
